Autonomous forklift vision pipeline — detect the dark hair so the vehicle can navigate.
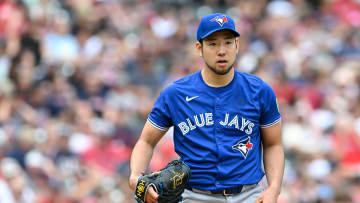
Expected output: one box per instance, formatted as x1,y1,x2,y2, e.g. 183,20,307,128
198,31,237,45
199,39,203,45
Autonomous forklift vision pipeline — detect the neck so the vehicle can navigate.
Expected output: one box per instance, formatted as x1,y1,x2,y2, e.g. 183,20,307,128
201,67,235,87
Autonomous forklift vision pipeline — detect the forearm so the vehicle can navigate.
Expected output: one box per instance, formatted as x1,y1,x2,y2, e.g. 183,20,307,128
263,143,284,193
129,139,156,190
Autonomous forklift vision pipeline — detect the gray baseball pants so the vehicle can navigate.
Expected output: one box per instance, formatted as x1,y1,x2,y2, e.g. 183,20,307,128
181,184,264,203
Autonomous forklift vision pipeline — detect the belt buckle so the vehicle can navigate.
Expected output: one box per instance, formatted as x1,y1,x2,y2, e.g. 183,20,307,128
223,189,232,196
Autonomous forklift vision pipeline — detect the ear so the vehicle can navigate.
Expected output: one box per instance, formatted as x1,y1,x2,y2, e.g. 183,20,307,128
195,41,203,57
235,37,240,52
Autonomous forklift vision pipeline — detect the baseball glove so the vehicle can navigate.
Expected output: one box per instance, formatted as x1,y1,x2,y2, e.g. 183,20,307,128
134,159,191,203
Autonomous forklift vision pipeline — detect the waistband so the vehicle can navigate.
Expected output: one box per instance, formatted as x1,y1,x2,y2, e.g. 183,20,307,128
189,183,258,196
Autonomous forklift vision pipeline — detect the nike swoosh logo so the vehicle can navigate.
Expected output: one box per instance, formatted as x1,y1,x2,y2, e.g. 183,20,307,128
186,96,199,102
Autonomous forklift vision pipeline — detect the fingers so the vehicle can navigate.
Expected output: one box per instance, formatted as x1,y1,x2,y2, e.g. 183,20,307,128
145,186,159,203
254,195,263,203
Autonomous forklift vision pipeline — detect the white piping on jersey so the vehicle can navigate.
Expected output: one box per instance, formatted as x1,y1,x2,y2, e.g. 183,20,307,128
260,117,281,128
147,118,169,131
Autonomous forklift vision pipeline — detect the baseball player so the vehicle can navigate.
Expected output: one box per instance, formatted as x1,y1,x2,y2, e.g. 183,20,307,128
129,13,284,203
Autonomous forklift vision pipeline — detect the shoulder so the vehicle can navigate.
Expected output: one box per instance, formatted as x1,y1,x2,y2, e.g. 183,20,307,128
173,71,200,86
235,70,269,90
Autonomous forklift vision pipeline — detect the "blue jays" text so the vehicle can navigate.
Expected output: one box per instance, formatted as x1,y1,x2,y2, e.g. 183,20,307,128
177,113,254,135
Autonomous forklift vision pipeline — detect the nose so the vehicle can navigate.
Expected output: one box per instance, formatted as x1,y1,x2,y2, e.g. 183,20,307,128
217,43,226,56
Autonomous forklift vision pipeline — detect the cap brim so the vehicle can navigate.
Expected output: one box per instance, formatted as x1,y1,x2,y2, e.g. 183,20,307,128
199,28,240,41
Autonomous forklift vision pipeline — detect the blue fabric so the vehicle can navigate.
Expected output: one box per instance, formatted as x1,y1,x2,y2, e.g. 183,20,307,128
197,13,240,41
148,70,281,191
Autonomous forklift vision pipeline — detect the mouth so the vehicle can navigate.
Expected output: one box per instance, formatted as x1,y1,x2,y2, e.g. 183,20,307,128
216,60,228,67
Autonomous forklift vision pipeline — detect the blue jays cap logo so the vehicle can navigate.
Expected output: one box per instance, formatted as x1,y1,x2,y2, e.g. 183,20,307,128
210,15,228,27
232,136,253,158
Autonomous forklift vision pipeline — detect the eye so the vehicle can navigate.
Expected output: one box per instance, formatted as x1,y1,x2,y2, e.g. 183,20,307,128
209,43,216,46
226,41,233,45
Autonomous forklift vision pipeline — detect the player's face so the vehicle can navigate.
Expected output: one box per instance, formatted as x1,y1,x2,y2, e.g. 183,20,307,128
196,30,239,75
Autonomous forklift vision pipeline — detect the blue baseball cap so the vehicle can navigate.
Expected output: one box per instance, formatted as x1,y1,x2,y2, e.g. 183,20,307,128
197,13,240,41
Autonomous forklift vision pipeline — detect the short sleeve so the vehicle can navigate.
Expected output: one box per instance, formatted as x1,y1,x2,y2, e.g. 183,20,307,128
259,82,281,128
147,90,173,131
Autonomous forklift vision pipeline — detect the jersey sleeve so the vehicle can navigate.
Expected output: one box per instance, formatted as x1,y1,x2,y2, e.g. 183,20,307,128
147,89,173,131
259,82,281,128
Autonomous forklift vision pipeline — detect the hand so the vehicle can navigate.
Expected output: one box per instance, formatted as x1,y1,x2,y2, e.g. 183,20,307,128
129,175,139,190
129,175,159,203
254,187,280,203
133,160,190,203
145,186,159,203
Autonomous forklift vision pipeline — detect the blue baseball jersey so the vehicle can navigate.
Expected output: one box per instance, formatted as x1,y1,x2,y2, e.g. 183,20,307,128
148,69,281,191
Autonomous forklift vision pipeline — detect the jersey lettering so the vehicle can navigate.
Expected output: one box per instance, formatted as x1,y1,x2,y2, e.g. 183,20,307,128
219,113,229,126
245,122,254,134
240,117,250,131
186,118,197,130
194,114,205,127
177,113,255,135
205,113,214,125
178,122,190,135
228,115,239,129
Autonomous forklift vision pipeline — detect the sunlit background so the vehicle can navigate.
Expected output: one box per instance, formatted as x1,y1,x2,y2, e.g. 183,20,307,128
0,0,360,202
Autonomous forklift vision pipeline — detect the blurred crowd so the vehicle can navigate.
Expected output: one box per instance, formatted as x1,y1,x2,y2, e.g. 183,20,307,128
0,0,360,202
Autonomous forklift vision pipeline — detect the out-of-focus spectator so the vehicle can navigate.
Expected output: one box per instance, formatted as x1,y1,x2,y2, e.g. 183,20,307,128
0,157,35,203
0,0,360,202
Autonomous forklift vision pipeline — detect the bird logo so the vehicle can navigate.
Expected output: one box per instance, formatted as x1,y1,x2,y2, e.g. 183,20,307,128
232,136,253,158
210,16,228,27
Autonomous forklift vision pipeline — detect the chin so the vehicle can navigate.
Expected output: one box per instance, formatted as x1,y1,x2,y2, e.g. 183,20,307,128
205,61,234,75
213,66,233,75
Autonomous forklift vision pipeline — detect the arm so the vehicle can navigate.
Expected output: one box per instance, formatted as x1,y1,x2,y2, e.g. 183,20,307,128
256,122,284,203
129,121,167,190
